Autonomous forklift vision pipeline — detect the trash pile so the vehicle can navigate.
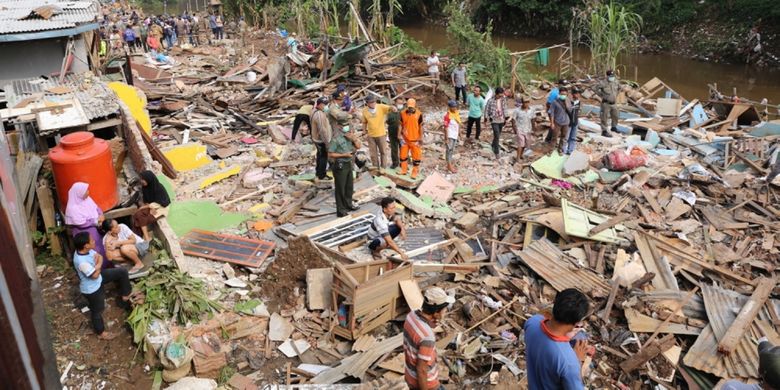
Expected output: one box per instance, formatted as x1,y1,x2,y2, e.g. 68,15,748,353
72,7,780,389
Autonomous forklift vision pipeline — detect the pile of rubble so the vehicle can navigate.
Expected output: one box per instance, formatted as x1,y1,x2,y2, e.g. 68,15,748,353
107,13,780,389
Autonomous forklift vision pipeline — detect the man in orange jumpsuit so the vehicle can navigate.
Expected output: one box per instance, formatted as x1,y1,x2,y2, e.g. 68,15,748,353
399,98,424,179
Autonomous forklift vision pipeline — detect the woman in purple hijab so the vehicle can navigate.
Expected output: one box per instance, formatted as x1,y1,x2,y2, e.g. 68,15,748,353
66,182,113,268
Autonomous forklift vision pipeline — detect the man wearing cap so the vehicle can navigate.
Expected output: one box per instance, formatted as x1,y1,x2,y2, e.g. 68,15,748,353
485,87,509,159
595,70,619,137
310,97,332,181
404,287,454,390
524,288,591,390
549,86,571,153
362,95,397,170
328,119,361,217
511,96,537,162
367,197,408,260
443,100,461,173
399,99,424,179
327,92,352,138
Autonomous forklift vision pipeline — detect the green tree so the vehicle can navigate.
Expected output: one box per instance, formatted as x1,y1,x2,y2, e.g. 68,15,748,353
444,2,513,88
574,1,642,74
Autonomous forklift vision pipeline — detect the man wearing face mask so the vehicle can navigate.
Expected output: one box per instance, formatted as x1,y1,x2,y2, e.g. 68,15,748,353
362,95,397,170
386,97,405,169
328,119,362,217
595,69,619,137
549,87,571,154
399,99,424,179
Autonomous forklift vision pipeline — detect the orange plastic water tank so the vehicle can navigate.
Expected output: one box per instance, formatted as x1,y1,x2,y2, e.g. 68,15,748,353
49,132,118,212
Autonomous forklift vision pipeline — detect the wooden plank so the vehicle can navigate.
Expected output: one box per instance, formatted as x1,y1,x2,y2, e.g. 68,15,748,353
36,184,61,255
600,280,620,324
588,214,630,236
398,280,423,311
307,268,333,310
733,151,768,175
620,334,676,373
278,190,316,224
624,308,701,336
139,121,178,179
642,191,663,215
718,277,777,354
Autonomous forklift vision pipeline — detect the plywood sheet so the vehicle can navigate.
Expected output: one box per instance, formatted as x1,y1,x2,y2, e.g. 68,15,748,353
307,268,333,310
656,98,682,117
399,279,423,310
416,172,455,203
36,99,89,131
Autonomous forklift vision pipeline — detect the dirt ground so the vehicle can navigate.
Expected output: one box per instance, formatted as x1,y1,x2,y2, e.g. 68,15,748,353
39,262,153,389
257,236,331,313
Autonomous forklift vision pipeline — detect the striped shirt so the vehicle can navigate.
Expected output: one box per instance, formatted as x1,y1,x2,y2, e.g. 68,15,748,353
403,310,440,389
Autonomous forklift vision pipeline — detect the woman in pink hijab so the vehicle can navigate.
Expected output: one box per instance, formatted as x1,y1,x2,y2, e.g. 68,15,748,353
66,182,111,267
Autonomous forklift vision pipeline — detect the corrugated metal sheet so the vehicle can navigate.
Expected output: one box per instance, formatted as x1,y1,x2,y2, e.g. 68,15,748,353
2,75,119,133
516,238,610,298
683,284,780,380
0,0,98,34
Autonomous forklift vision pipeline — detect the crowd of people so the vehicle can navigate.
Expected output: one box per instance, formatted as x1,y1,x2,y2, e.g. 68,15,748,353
288,66,620,261
99,5,248,56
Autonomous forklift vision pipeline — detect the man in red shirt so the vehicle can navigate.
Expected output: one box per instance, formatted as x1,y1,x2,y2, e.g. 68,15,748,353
403,287,454,390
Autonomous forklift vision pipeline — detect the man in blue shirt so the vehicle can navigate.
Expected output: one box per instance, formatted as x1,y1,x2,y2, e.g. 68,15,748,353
73,232,133,340
524,288,590,390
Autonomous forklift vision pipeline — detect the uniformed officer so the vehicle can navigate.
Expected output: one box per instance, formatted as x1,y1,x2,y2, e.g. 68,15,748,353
328,123,362,217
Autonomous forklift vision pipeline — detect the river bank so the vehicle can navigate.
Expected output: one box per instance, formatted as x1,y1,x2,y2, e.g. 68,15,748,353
398,22,780,106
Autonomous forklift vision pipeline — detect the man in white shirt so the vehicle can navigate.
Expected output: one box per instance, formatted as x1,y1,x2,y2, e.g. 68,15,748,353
367,198,408,261
101,219,148,273
426,51,441,95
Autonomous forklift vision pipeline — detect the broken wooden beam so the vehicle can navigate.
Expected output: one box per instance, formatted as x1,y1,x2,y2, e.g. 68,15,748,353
620,334,676,373
718,276,777,354
589,214,630,236
600,280,621,324
277,190,316,224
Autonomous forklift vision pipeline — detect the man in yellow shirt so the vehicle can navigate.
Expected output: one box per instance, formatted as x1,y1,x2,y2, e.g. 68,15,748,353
361,95,397,170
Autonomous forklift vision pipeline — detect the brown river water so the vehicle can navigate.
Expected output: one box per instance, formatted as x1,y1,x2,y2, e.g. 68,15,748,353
400,23,780,106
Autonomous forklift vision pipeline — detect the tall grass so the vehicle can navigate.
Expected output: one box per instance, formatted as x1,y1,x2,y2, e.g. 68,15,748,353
574,1,642,74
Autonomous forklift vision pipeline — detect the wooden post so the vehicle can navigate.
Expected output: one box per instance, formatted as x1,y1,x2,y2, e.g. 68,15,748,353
36,184,62,256
510,55,517,95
